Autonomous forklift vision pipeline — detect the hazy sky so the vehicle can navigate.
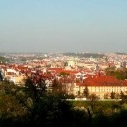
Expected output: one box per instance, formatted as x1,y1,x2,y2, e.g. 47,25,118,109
0,0,127,53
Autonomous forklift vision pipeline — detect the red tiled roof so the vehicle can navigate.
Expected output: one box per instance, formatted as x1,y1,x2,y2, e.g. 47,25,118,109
77,75,127,86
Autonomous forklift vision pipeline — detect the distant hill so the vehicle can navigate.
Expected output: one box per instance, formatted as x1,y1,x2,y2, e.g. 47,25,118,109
63,52,105,58
115,52,127,55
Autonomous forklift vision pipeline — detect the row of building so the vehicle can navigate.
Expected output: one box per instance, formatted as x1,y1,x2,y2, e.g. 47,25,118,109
0,53,127,99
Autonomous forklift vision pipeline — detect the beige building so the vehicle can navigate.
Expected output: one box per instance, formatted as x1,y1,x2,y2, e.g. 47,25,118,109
64,75,127,99
4,68,26,85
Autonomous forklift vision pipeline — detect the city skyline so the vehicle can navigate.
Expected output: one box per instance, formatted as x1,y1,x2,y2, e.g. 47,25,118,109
0,0,127,53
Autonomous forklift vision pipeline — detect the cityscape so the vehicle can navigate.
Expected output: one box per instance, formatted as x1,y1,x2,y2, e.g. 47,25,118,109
1,0,127,127
1,52,127,99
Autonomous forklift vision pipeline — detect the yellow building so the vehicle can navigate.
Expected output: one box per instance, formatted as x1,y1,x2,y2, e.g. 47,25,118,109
67,75,127,99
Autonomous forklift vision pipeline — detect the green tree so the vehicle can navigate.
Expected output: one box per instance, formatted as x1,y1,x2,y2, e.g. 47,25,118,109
52,79,66,97
83,85,89,99
120,91,124,99
18,78,74,127
88,94,99,111
86,93,99,126
0,81,28,127
105,67,116,76
110,91,115,99
104,93,109,99
0,56,9,64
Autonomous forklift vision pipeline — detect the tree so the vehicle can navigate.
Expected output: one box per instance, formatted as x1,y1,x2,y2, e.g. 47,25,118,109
104,93,109,99
52,79,66,97
0,80,28,127
120,91,125,99
105,67,116,76
20,78,74,127
110,91,115,99
0,56,9,64
83,85,89,99
88,94,99,111
105,67,127,80
0,78,91,127
85,93,99,126
0,71,3,81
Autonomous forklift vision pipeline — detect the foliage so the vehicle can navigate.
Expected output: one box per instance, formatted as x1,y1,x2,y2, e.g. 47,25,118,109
52,78,65,96
0,81,28,127
105,67,127,80
1,79,127,126
83,85,89,99
110,91,115,99
0,56,9,64
105,67,116,76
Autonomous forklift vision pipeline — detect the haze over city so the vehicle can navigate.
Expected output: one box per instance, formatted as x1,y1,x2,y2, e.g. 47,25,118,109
0,0,127,53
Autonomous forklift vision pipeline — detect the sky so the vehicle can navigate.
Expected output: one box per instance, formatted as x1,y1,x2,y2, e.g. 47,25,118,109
0,0,127,53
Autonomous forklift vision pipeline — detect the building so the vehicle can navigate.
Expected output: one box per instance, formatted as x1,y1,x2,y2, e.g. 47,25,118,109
74,75,127,99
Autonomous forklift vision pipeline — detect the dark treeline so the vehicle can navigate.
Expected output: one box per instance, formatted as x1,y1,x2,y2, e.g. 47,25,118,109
63,52,105,58
115,52,127,55
0,79,127,127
